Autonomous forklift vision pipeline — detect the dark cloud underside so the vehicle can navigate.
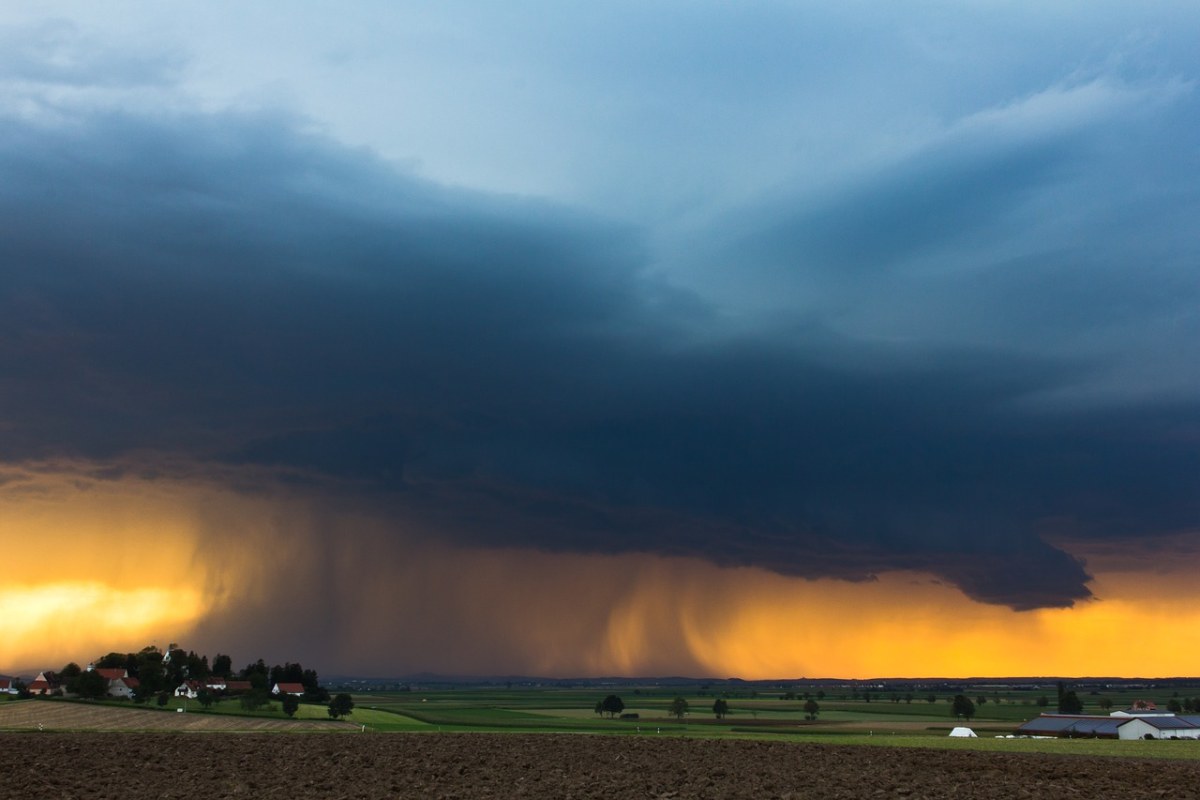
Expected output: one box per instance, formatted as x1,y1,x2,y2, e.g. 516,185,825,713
3,107,1198,611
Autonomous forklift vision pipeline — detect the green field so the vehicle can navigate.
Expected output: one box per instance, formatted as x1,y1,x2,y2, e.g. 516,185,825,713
16,681,1200,759
323,682,1200,759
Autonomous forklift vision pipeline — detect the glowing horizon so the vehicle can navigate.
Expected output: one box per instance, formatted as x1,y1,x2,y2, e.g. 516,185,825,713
3,467,1197,679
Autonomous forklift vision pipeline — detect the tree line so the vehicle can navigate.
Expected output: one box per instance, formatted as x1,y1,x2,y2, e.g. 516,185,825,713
593,694,821,722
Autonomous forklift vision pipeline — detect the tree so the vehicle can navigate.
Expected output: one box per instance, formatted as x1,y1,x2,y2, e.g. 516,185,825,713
162,650,187,687
132,681,155,704
301,668,321,693
1098,698,1113,712
281,694,300,718
975,696,987,706
667,696,689,720
185,651,210,680
951,694,976,721
712,698,729,719
594,700,605,717
156,691,171,708
196,690,214,710
1036,696,1049,708
1058,691,1083,715
305,685,331,703
241,659,269,689
211,653,233,678
62,663,84,696
96,652,132,669
803,700,820,721
1167,699,1183,714
601,694,625,718
135,649,166,695
328,693,355,720
240,689,270,712
76,669,109,700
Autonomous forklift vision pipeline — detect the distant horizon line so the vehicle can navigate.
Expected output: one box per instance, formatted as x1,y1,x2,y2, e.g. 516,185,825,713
6,665,1198,685
320,673,1200,685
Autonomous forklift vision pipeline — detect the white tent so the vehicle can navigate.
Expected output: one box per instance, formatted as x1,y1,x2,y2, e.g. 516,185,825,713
948,727,977,738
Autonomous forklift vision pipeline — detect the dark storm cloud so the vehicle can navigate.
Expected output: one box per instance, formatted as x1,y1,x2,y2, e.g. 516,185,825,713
2,104,1197,611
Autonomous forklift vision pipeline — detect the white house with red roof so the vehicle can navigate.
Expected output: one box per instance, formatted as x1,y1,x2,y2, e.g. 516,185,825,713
271,682,305,696
27,671,62,695
85,665,140,699
107,675,140,699
0,677,18,695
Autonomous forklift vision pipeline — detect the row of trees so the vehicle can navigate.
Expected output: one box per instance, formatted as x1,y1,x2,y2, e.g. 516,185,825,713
950,687,1083,722
594,694,692,720
593,695,821,722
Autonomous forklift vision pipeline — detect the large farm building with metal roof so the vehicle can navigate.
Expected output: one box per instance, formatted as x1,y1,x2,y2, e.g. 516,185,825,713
1017,709,1200,740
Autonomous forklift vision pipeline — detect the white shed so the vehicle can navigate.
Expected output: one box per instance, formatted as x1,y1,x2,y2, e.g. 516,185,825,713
948,727,977,737
1117,717,1200,740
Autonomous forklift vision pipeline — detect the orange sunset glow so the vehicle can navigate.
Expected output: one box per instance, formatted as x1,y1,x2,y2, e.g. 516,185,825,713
4,466,1198,679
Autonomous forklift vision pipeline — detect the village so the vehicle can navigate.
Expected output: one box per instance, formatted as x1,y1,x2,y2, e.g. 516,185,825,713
0,642,329,713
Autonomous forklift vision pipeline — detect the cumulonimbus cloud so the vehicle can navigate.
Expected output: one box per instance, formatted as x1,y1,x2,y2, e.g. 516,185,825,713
2,90,1198,614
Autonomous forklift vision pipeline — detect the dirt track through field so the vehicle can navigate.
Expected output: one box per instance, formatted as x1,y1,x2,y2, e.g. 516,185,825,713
4,732,1200,800
0,701,353,732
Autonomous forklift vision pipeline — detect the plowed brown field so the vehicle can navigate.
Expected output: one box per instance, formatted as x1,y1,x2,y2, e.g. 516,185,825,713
4,732,1200,800
0,701,352,732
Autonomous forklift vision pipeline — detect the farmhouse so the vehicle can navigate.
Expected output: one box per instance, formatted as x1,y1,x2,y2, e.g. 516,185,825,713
1017,713,1200,740
0,678,17,695
272,682,305,697
86,665,142,699
107,675,140,699
175,680,205,698
27,671,62,695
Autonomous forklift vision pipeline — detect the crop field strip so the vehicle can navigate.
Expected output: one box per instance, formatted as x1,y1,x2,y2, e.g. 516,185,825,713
0,700,355,732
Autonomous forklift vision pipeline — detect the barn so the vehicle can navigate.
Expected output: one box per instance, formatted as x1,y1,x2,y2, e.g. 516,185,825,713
1016,713,1200,740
